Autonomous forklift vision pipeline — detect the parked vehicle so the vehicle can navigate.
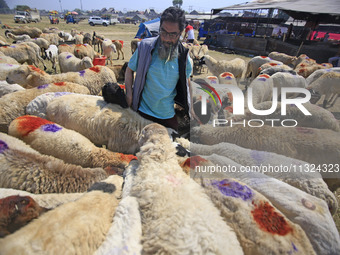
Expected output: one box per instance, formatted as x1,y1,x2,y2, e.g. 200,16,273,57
14,9,40,23
49,10,59,24
88,16,110,26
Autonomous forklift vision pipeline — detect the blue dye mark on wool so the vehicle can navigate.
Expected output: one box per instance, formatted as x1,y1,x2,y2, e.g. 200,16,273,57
258,77,267,82
79,70,86,77
66,55,72,59
288,242,298,254
37,84,49,89
224,76,232,80
54,92,71,97
211,179,253,201
10,45,15,48
41,124,62,132
0,140,9,153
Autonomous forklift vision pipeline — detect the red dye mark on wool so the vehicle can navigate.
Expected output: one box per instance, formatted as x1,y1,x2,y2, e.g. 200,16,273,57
221,72,233,77
258,74,270,79
251,201,292,235
15,115,54,137
53,82,66,86
89,66,101,73
181,156,208,169
29,65,45,74
118,153,137,163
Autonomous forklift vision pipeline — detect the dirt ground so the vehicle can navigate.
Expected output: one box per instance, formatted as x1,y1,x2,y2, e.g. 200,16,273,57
0,14,339,233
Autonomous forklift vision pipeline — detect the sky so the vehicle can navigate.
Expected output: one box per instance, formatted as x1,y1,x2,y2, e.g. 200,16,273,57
5,0,247,14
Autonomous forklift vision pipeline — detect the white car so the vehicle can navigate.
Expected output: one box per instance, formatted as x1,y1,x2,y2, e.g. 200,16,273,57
88,16,109,26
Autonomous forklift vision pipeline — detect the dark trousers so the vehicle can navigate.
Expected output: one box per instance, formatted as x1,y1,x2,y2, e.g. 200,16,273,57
138,110,178,131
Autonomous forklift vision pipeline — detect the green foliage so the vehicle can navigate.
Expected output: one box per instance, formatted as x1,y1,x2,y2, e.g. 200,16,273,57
172,0,183,8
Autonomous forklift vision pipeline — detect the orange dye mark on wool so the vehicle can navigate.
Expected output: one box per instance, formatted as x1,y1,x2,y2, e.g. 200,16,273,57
60,44,68,46
119,84,126,90
251,201,292,235
260,56,267,58
89,66,101,73
75,44,83,47
118,153,137,162
221,72,233,77
29,65,45,74
180,156,208,169
53,82,66,86
269,63,278,66
298,69,305,73
15,115,54,137
258,74,270,79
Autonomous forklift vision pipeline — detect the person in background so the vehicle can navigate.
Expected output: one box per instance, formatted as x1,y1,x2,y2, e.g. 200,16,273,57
124,6,199,132
328,46,340,67
184,21,195,43
202,34,212,46
323,32,330,42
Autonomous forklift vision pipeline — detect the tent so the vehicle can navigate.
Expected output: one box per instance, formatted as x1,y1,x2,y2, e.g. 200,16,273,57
135,17,160,38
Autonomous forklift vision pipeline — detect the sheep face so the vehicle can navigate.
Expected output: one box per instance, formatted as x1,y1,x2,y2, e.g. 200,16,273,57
6,66,30,85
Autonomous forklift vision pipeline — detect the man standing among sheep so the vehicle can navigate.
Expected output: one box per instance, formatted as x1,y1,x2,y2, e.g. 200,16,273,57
125,6,198,131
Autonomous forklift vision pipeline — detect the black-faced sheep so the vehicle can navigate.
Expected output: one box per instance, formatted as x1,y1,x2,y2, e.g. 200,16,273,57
131,123,243,254
6,65,117,95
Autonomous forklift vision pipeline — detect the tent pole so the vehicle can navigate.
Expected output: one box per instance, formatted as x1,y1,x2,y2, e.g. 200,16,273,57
296,40,304,56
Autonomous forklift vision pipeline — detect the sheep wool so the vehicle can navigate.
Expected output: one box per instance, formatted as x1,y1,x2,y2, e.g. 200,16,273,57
0,132,109,194
9,115,137,174
131,123,243,255
198,177,316,255
0,175,123,255
46,94,153,154
0,81,90,133
0,63,20,80
0,81,24,98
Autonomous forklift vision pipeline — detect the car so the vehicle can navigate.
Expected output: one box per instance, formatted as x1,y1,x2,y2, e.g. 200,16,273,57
88,16,109,26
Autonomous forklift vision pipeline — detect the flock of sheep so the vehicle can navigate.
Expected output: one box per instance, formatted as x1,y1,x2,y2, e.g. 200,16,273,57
0,24,339,254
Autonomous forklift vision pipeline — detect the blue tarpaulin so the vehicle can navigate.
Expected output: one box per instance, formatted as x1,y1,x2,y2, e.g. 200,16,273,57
135,18,160,38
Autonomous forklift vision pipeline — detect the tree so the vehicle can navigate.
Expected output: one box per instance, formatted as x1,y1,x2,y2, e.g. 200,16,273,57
0,0,9,9
172,0,183,8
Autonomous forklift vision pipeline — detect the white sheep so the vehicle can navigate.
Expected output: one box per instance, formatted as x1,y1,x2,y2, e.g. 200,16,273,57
39,32,63,45
185,154,340,255
46,94,153,154
307,71,340,108
102,39,117,65
203,55,246,83
6,64,117,95
0,132,111,193
131,123,243,254
58,43,76,54
0,81,90,133
6,32,31,42
306,67,340,85
0,43,46,70
0,54,19,64
74,43,99,60
9,115,137,175
258,62,295,76
0,175,123,254
58,52,93,73
0,63,21,80
178,140,338,214
246,74,274,105
0,81,24,98
198,177,316,255
28,37,50,58
74,33,84,44
244,55,282,81
5,27,42,39
45,44,58,73
58,31,74,41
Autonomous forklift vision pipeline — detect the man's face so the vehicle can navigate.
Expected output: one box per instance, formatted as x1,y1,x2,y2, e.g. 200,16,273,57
159,21,181,60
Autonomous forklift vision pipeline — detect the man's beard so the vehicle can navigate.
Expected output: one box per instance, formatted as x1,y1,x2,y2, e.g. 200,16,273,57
158,39,179,61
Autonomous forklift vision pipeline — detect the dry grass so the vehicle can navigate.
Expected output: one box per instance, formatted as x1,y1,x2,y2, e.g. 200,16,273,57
0,14,339,234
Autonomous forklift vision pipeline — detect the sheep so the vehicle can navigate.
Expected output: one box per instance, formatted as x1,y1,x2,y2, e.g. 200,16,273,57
102,39,117,65
131,123,243,254
0,175,123,254
198,177,317,255
189,45,208,73
191,125,340,177
45,94,154,154
112,40,125,60
45,44,58,73
0,43,46,70
28,37,50,59
0,132,113,193
184,154,340,255
218,71,238,86
268,51,298,66
130,38,141,54
74,33,84,45
92,31,104,53
295,64,325,78
0,81,24,97
0,195,48,238
0,54,19,65
258,62,295,76
74,43,99,60
294,54,316,68
107,62,128,82
58,31,74,41
306,67,340,85
6,32,31,42
233,101,340,132
203,55,246,84
307,72,340,108
39,32,63,45
58,43,76,54
0,81,90,133
0,188,84,210
178,140,338,214
58,52,93,73
8,115,137,175
244,55,283,82
0,63,21,80
0,35,9,46
83,32,92,45
5,27,42,39
270,71,307,98
6,65,117,95
42,27,60,34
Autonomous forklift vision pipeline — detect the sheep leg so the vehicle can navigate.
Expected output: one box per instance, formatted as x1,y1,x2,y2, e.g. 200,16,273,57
322,93,332,108
328,93,338,107
121,50,124,60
